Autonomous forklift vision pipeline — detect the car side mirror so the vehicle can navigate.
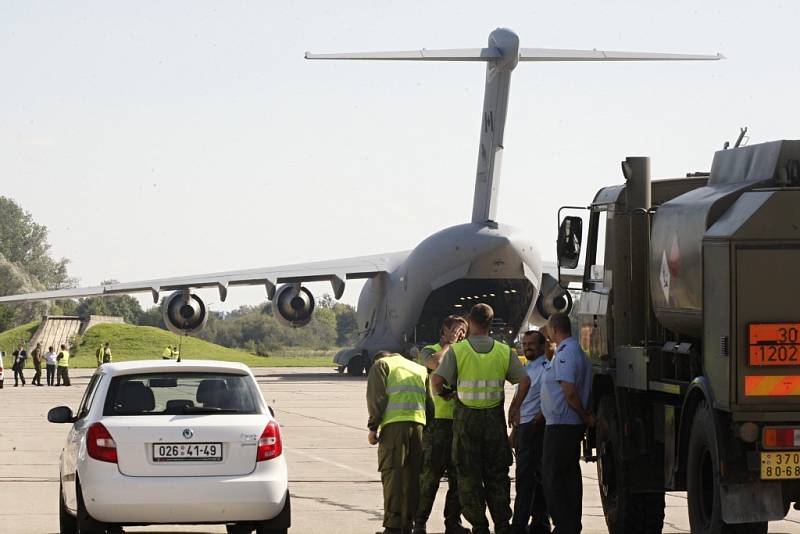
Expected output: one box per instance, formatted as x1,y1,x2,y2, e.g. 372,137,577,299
48,406,76,424
557,216,583,269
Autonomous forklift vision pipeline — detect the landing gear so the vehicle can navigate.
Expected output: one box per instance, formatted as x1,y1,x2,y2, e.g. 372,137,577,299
347,353,368,376
595,396,665,534
687,402,767,534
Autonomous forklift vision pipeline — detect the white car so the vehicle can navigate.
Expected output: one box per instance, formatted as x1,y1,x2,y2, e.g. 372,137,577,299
48,360,289,534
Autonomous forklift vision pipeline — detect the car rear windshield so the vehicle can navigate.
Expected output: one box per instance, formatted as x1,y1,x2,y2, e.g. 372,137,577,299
103,372,261,416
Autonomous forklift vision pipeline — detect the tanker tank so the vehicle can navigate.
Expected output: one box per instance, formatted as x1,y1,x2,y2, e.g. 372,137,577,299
649,141,800,338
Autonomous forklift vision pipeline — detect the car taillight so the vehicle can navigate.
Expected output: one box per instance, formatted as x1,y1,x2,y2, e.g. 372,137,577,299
257,421,283,461
87,423,118,463
763,426,800,449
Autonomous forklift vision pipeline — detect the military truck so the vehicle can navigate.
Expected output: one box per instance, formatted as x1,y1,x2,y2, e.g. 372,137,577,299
556,140,800,534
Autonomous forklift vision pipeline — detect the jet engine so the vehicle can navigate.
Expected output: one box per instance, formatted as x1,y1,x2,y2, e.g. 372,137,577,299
534,273,573,322
273,284,316,328
162,290,209,336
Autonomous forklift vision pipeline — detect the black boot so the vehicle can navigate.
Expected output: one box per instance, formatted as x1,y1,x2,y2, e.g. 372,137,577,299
411,521,427,534
445,523,471,534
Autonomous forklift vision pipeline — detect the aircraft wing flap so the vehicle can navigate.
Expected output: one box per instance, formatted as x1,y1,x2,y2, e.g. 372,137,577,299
0,251,409,304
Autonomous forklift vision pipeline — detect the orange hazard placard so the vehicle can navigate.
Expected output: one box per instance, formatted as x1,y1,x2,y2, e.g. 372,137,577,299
745,375,800,396
749,324,800,366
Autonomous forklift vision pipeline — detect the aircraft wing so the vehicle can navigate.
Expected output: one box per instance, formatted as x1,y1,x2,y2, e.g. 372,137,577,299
0,251,409,304
542,260,584,285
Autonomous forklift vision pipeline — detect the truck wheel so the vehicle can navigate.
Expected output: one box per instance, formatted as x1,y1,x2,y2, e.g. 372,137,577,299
596,396,665,534
687,402,768,534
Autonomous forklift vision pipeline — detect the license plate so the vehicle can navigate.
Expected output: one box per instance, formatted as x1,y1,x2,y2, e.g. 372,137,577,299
760,451,800,479
152,442,223,462
749,323,800,366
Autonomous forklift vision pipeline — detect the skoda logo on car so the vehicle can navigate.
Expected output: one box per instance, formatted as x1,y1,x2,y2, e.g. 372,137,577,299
182,428,194,440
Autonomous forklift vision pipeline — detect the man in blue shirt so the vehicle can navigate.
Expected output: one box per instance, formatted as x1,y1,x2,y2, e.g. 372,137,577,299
540,314,594,534
512,330,552,534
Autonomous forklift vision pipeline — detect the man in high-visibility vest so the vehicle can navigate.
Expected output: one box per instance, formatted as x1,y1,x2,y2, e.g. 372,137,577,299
433,303,531,534
102,342,112,364
367,351,432,534
95,344,104,367
56,343,71,387
413,315,470,534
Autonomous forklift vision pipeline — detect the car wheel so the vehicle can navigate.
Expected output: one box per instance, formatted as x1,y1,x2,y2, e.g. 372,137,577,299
595,396,664,534
226,524,254,534
256,492,291,534
59,482,77,534
76,480,107,534
687,402,768,534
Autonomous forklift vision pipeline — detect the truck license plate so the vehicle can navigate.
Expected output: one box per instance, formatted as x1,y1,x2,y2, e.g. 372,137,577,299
749,323,800,366
152,442,222,462
760,451,800,479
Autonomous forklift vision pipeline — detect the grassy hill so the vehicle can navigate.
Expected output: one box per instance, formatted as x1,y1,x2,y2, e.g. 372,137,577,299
1,322,334,369
0,320,40,367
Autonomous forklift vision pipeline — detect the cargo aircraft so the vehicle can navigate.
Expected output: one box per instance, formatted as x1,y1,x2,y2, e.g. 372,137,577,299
0,28,721,374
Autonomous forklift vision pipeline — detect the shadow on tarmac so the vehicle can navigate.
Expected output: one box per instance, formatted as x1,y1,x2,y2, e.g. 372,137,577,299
253,371,367,382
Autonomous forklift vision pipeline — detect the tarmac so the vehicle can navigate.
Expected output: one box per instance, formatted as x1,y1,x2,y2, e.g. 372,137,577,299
1,367,799,534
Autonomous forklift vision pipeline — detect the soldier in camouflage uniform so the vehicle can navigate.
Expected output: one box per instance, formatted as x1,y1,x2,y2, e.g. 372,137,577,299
433,304,531,534
413,316,470,534
367,351,433,534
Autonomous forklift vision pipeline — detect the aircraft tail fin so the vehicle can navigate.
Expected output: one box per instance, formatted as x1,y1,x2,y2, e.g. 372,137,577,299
306,29,722,224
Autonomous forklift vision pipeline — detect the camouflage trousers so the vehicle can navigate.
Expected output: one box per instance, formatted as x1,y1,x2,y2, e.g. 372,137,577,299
415,418,463,528
452,402,513,534
378,421,425,529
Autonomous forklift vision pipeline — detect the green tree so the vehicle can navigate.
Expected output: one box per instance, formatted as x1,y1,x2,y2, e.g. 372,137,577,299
0,197,72,289
0,196,74,328
73,281,143,324
138,306,165,328
333,302,359,345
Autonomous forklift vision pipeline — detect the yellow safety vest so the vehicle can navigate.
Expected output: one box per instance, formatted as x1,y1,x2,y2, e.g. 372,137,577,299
453,339,510,409
424,343,455,420
381,354,428,429
57,350,70,368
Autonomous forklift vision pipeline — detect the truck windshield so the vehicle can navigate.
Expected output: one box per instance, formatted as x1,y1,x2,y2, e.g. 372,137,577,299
103,372,261,415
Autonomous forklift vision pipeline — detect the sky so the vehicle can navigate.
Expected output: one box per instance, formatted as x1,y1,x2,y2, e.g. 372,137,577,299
2,1,798,311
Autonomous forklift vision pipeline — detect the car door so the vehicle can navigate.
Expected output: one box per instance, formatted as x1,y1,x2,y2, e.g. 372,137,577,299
62,373,103,510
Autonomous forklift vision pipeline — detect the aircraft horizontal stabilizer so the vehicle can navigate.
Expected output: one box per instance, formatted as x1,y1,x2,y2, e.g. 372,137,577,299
305,48,501,61
519,48,723,62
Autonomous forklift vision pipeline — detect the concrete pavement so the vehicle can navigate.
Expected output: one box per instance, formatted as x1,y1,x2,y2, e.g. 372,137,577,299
1,367,799,533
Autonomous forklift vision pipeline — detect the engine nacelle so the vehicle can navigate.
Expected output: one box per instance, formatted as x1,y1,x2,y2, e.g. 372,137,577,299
534,273,573,322
162,290,209,336
273,284,315,328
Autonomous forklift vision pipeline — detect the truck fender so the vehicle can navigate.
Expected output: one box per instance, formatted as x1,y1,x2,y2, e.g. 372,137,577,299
674,377,716,489
679,378,784,523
